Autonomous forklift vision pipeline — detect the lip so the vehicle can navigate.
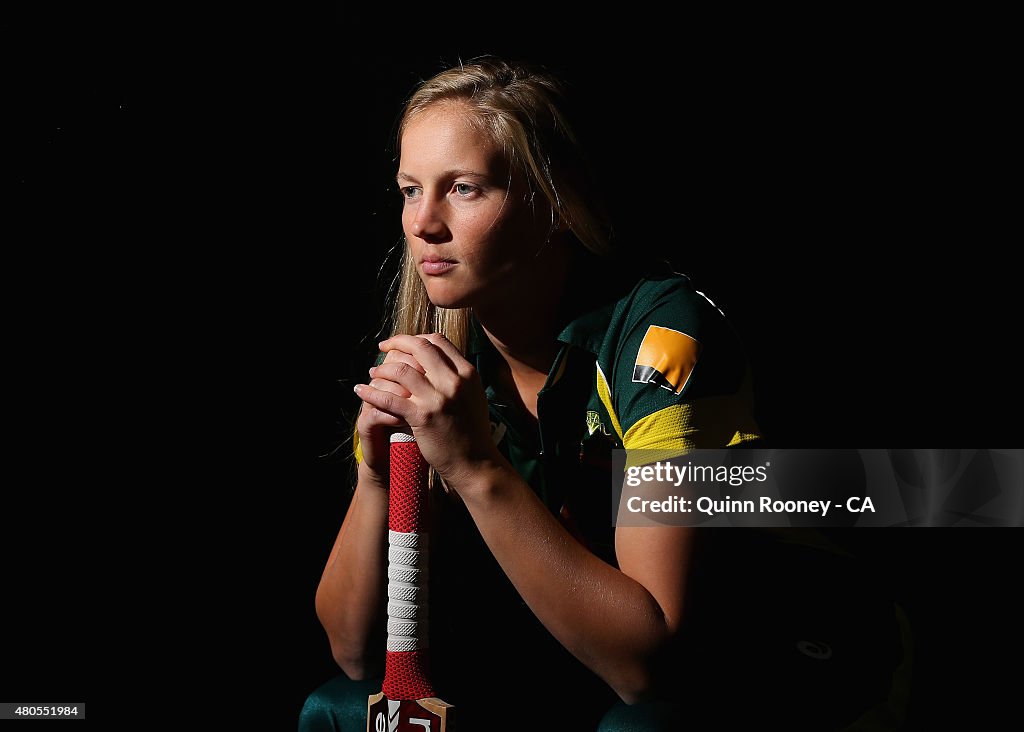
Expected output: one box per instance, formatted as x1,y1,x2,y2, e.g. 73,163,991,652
420,258,457,276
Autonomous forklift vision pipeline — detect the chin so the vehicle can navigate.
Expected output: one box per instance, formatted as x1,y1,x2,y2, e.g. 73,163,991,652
427,296,473,310
423,284,473,310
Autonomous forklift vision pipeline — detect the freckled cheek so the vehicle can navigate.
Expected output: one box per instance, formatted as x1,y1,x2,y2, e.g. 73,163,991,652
444,211,488,254
455,207,496,233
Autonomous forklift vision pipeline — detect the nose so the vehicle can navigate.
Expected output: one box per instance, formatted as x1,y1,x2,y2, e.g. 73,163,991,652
409,195,449,242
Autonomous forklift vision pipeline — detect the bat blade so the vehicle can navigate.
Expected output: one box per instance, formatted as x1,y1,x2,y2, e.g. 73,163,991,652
367,691,453,731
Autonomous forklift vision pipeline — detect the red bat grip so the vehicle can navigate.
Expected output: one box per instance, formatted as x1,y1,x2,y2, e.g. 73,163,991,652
383,433,435,701
388,437,430,534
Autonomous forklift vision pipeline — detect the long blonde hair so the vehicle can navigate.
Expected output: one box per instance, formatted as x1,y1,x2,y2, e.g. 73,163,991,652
387,58,612,348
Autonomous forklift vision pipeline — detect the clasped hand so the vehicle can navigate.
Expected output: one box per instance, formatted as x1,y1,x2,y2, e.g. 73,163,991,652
353,333,501,492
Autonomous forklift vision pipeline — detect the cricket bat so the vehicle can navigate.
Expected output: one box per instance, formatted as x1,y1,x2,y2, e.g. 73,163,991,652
367,432,454,731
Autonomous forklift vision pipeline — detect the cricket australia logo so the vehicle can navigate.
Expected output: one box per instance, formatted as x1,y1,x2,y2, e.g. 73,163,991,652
586,410,612,436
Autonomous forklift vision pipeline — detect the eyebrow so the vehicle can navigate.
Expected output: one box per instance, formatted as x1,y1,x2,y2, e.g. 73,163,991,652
396,169,490,184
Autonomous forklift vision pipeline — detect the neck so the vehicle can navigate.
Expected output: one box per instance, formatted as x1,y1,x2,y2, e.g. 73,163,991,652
474,242,574,376
476,307,561,377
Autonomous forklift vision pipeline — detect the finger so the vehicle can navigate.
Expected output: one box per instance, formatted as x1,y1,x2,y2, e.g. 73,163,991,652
369,375,412,398
369,361,433,398
380,349,426,374
380,335,458,381
358,401,406,428
418,333,476,378
358,396,409,428
353,382,414,421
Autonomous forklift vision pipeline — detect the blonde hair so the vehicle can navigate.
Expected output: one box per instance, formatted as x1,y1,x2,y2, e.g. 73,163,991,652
387,58,612,349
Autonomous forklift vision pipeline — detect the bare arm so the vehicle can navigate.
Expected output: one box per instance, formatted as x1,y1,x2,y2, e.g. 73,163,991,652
314,462,388,679
458,459,694,703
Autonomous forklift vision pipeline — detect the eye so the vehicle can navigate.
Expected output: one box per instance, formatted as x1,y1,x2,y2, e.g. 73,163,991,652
453,183,478,197
399,186,421,201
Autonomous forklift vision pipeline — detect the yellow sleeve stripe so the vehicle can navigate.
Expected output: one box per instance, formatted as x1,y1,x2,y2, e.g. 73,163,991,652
622,403,697,465
622,397,762,458
595,363,625,442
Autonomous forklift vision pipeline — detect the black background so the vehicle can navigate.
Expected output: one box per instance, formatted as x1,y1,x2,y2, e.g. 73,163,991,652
5,17,1019,730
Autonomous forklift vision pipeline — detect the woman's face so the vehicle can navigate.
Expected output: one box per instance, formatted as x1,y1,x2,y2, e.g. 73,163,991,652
397,101,553,310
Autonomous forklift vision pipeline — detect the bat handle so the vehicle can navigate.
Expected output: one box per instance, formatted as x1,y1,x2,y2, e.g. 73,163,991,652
383,432,435,700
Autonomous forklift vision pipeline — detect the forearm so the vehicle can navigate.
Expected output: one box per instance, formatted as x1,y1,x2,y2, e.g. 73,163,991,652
457,460,684,702
315,463,389,678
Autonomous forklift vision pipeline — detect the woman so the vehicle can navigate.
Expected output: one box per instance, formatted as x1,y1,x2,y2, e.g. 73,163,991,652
301,59,905,731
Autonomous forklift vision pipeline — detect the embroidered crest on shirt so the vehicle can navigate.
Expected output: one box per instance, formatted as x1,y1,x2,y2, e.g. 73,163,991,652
632,325,700,395
586,410,612,436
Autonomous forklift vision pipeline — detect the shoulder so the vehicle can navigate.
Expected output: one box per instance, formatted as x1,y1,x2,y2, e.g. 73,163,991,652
558,247,751,401
577,258,761,451
597,263,743,395
614,266,720,338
